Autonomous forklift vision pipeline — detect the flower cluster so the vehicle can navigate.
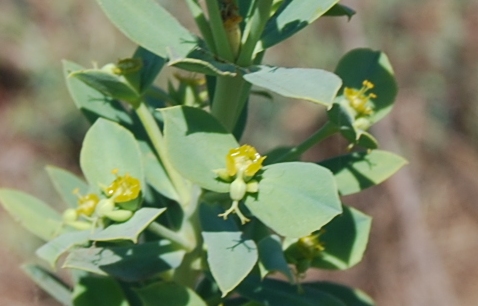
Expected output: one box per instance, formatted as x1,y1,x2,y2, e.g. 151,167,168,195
215,145,266,224
62,169,141,231
344,80,377,118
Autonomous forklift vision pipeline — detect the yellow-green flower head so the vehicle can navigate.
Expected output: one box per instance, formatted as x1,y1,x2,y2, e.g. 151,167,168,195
297,232,325,259
344,80,377,117
104,169,141,203
75,191,100,217
226,144,266,180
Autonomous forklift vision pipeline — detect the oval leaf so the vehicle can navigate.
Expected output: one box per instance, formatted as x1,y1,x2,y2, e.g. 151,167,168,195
162,106,238,193
257,235,294,282
335,49,398,123
46,166,89,209
200,203,258,297
96,0,197,59
245,162,342,238
304,282,375,306
259,0,339,51
36,231,91,268
89,207,166,243
64,240,185,282
319,150,407,196
237,275,346,306
73,275,129,306
311,205,372,270
135,281,207,306
0,189,62,241
63,60,132,124
244,66,342,106
80,118,144,193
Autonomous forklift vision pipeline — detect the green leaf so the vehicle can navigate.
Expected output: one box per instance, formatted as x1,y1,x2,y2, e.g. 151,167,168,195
63,240,186,282
169,48,238,77
335,49,398,124
244,66,342,106
96,0,197,59
36,231,91,268
80,118,144,194
310,205,372,270
133,46,166,93
89,207,166,243
0,189,62,241
70,68,141,104
324,4,356,20
200,203,258,297
142,144,179,201
257,235,294,282
304,282,375,306
135,281,207,306
319,150,407,195
22,264,72,306
245,162,342,238
46,166,89,209
237,275,346,306
63,60,132,124
72,275,129,306
161,106,238,193
258,0,339,51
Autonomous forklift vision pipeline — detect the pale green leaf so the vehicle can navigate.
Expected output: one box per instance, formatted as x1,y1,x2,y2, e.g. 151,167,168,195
64,240,186,282
319,150,407,195
304,282,375,306
135,281,207,306
72,275,129,306
46,166,89,209
22,264,72,306
311,205,372,270
36,231,91,268
89,207,166,243
257,235,294,282
0,189,62,241
245,162,342,238
258,0,339,51
200,203,258,297
161,106,238,193
80,118,144,194
244,66,342,106
63,60,132,124
96,0,197,59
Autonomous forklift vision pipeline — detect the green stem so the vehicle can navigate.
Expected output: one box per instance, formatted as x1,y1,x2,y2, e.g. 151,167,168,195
274,121,339,162
186,0,216,53
205,0,234,61
210,75,245,131
134,103,190,205
147,222,194,251
236,0,273,66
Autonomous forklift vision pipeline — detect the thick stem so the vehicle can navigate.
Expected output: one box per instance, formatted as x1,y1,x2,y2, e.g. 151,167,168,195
210,75,245,131
205,0,234,61
135,103,190,205
147,222,194,251
274,122,339,163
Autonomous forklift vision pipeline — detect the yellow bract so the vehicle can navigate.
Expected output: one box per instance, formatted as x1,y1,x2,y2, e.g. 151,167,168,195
344,80,377,117
226,145,266,179
104,170,141,203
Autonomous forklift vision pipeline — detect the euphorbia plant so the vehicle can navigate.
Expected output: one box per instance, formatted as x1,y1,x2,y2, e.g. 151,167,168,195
0,0,407,305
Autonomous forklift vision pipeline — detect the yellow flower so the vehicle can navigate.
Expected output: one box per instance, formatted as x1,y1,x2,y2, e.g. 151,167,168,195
104,169,141,203
344,80,377,117
297,231,326,259
226,144,266,179
73,189,100,217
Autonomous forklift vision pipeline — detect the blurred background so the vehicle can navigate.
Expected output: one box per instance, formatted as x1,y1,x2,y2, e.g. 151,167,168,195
1,0,478,305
